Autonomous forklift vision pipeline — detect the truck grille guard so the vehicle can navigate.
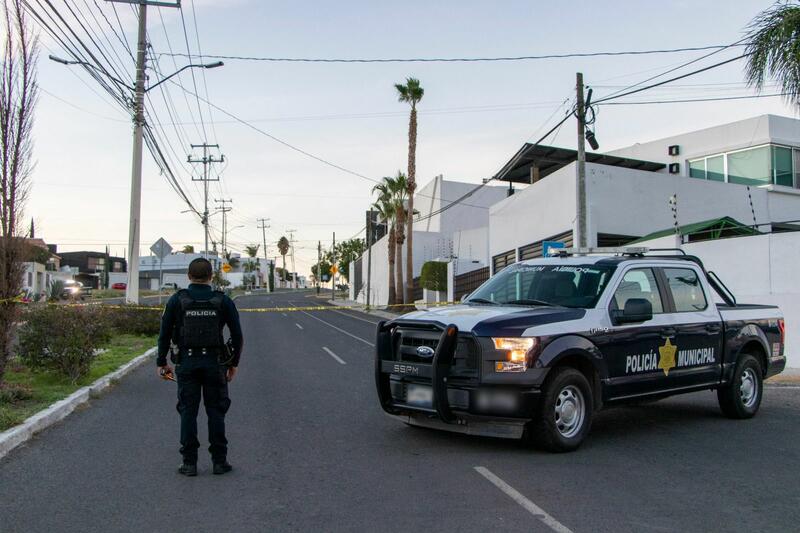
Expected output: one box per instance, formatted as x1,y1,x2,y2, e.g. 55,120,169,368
375,320,459,424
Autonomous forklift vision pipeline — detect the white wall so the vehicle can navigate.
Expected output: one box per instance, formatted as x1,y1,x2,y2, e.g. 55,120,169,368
489,160,800,260
586,162,778,237
636,232,800,368
415,176,506,234
356,230,455,306
452,226,490,270
489,164,577,258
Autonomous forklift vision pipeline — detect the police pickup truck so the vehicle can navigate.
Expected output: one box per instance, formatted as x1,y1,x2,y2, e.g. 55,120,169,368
374,248,786,452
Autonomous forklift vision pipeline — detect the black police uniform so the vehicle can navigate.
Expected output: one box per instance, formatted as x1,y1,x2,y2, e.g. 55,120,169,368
157,283,243,466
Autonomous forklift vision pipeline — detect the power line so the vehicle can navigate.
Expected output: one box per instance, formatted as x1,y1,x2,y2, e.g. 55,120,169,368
599,93,787,106
157,43,746,63
594,54,748,104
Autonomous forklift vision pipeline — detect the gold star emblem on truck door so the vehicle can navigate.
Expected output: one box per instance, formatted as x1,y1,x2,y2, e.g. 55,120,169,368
658,338,677,376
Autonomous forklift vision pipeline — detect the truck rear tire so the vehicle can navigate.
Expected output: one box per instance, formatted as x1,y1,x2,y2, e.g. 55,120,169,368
529,367,593,453
718,354,762,419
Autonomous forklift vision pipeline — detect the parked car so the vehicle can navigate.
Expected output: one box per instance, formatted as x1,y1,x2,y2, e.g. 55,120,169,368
160,282,179,291
375,247,786,452
61,280,92,300
111,282,127,290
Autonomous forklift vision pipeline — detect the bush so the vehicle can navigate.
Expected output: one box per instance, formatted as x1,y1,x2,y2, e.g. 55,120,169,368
102,304,161,336
17,306,112,383
47,280,64,302
419,261,448,292
0,383,32,403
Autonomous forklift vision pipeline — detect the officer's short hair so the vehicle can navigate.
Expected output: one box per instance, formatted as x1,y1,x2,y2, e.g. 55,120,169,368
188,258,213,281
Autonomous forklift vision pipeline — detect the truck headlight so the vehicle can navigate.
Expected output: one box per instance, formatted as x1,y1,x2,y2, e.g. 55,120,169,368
492,337,537,372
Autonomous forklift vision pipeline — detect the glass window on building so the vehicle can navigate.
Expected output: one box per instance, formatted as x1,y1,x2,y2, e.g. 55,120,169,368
688,158,705,179
773,145,794,187
727,146,771,186
706,155,725,182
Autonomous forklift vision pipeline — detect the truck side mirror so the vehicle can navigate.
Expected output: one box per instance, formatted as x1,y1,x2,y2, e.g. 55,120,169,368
612,298,653,324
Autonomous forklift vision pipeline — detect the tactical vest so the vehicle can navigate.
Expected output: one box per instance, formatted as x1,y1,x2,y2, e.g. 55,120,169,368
176,290,225,350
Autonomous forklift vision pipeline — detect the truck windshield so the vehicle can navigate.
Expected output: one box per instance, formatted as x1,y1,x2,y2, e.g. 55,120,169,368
467,264,616,309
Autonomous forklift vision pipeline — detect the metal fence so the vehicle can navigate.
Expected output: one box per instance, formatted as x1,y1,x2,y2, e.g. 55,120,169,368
453,267,490,301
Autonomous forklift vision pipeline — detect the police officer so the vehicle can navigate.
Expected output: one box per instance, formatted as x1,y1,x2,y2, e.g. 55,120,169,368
157,258,243,476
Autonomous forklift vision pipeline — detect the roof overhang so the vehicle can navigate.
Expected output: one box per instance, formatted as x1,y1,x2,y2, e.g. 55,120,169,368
494,144,666,184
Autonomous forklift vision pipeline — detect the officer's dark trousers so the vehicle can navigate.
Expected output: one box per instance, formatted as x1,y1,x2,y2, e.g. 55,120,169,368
176,354,231,465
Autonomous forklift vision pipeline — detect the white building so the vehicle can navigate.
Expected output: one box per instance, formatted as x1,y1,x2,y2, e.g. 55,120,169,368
488,114,800,274
351,176,508,306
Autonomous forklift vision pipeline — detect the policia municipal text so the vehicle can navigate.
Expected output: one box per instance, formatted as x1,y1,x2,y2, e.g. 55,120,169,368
157,259,244,476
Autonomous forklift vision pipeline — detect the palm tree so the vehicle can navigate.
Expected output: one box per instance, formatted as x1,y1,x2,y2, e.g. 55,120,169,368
277,236,290,286
372,180,398,305
395,77,424,305
245,244,260,258
389,172,409,306
745,3,800,106
181,244,194,254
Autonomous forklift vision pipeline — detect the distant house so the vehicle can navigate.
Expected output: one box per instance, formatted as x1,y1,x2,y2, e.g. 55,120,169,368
57,250,126,290
21,238,60,297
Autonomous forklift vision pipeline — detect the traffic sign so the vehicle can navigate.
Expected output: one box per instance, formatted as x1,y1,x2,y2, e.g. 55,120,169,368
330,265,338,275
150,237,172,259
222,263,232,273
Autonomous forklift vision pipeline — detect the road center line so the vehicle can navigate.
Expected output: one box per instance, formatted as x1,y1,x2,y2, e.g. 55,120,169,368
332,309,381,325
295,323,303,330
299,311,375,346
322,346,346,365
474,466,574,533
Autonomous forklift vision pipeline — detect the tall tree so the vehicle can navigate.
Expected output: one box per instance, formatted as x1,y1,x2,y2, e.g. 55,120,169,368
245,244,260,258
745,2,800,106
277,236,290,285
390,172,408,305
395,77,424,306
372,180,397,305
0,0,37,385
333,238,365,282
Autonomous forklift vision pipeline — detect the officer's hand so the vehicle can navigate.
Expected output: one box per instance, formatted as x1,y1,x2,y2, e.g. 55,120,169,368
158,365,173,379
226,367,237,383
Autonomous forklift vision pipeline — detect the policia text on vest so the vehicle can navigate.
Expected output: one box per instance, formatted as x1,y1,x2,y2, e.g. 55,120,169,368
157,259,244,477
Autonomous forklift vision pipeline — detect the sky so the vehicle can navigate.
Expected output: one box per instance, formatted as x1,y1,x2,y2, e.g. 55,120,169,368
25,0,797,275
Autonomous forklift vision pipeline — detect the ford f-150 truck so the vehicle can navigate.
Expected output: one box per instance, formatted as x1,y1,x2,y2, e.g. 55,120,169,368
374,248,786,452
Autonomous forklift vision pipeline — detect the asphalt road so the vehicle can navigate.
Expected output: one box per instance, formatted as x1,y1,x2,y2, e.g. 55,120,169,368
1,290,798,532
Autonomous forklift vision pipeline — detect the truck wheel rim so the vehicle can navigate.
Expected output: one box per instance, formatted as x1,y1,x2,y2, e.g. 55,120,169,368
740,368,758,408
554,385,585,438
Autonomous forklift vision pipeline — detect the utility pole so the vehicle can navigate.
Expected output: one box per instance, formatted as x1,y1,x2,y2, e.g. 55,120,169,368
122,1,147,304
257,218,270,291
366,210,374,310
332,231,336,301
214,198,233,255
286,229,297,289
317,240,321,295
188,143,224,258
575,72,588,249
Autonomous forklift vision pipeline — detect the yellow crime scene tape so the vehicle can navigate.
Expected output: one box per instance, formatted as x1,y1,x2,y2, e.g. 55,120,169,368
0,296,460,313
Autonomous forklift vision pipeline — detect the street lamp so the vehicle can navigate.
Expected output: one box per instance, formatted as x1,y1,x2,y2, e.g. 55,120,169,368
48,54,224,94
48,52,223,304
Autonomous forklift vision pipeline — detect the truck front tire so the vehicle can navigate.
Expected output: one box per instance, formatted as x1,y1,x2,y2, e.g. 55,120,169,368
528,367,593,453
718,354,763,419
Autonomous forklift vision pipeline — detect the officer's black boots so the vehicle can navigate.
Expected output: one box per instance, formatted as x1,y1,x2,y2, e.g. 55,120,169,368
213,462,233,475
178,463,198,477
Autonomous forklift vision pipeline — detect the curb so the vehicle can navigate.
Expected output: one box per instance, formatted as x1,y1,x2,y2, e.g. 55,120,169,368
0,346,156,462
326,299,399,320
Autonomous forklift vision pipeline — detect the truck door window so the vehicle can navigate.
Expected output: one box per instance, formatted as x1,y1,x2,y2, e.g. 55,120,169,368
611,268,664,313
664,268,708,312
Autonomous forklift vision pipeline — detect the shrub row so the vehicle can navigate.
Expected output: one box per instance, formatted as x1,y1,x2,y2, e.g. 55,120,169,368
15,304,160,383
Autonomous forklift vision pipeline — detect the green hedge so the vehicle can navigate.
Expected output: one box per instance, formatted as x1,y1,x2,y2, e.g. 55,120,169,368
419,261,448,292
